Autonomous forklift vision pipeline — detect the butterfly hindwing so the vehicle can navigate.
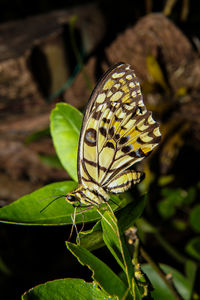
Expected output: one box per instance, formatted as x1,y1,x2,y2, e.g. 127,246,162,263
78,63,161,192
106,170,144,193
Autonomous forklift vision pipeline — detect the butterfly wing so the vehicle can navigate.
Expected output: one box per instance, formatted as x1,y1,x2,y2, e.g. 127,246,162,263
77,63,161,191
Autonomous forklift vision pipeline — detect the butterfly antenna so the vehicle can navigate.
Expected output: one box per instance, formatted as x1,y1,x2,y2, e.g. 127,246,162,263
40,195,65,213
39,195,65,203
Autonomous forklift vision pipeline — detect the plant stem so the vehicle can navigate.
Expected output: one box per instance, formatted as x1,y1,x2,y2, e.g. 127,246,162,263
140,246,184,300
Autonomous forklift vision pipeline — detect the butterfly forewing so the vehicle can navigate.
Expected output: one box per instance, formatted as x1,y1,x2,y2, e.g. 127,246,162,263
79,63,160,185
67,63,161,206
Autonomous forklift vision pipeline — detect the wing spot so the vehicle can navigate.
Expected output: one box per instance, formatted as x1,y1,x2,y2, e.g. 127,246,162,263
119,79,125,84
114,83,121,89
122,94,130,103
131,91,137,98
126,74,133,80
129,82,135,88
121,84,129,93
96,93,106,103
114,133,120,140
93,110,102,120
106,141,115,149
148,114,155,124
103,79,115,90
110,91,123,102
138,100,144,106
99,126,107,137
112,72,125,78
153,127,161,137
122,145,133,153
115,115,123,122
109,126,115,137
136,149,145,157
102,117,110,124
85,128,97,146
119,136,129,144
123,104,134,111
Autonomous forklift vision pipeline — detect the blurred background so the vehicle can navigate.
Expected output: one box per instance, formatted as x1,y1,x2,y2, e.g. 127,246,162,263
0,0,200,299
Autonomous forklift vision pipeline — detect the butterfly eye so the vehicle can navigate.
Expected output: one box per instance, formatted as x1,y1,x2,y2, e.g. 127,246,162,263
66,195,76,203
66,194,81,208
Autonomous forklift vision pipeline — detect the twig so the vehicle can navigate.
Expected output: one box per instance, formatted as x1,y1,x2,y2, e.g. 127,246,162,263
140,247,184,300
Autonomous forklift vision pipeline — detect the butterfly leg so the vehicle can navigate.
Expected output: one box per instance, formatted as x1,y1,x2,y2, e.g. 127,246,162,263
105,170,144,194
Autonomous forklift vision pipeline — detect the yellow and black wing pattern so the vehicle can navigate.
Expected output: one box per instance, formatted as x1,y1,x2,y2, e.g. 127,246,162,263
66,63,161,207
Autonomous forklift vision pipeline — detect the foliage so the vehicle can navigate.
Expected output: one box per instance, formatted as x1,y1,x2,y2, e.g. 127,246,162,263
0,103,198,299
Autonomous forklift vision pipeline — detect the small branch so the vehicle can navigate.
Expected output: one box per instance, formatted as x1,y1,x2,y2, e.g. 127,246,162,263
140,247,184,300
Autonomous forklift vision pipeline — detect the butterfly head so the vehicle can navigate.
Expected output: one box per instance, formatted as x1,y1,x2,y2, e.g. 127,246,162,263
66,190,82,207
66,185,105,207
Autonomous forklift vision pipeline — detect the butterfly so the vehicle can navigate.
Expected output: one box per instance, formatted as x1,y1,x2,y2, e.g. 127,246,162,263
66,63,161,207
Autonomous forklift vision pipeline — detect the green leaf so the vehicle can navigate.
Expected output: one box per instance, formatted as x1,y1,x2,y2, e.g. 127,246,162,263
0,181,77,225
158,188,193,219
101,210,137,296
79,195,146,252
189,204,200,232
142,264,192,300
185,259,197,290
67,242,128,298
79,221,104,251
50,103,83,181
185,236,200,260
0,182,123,226
22,278,116,300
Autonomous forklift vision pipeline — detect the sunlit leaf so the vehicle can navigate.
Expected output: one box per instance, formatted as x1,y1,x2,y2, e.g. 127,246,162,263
0,181,77,225
50,103,83,181
0,182,122,226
